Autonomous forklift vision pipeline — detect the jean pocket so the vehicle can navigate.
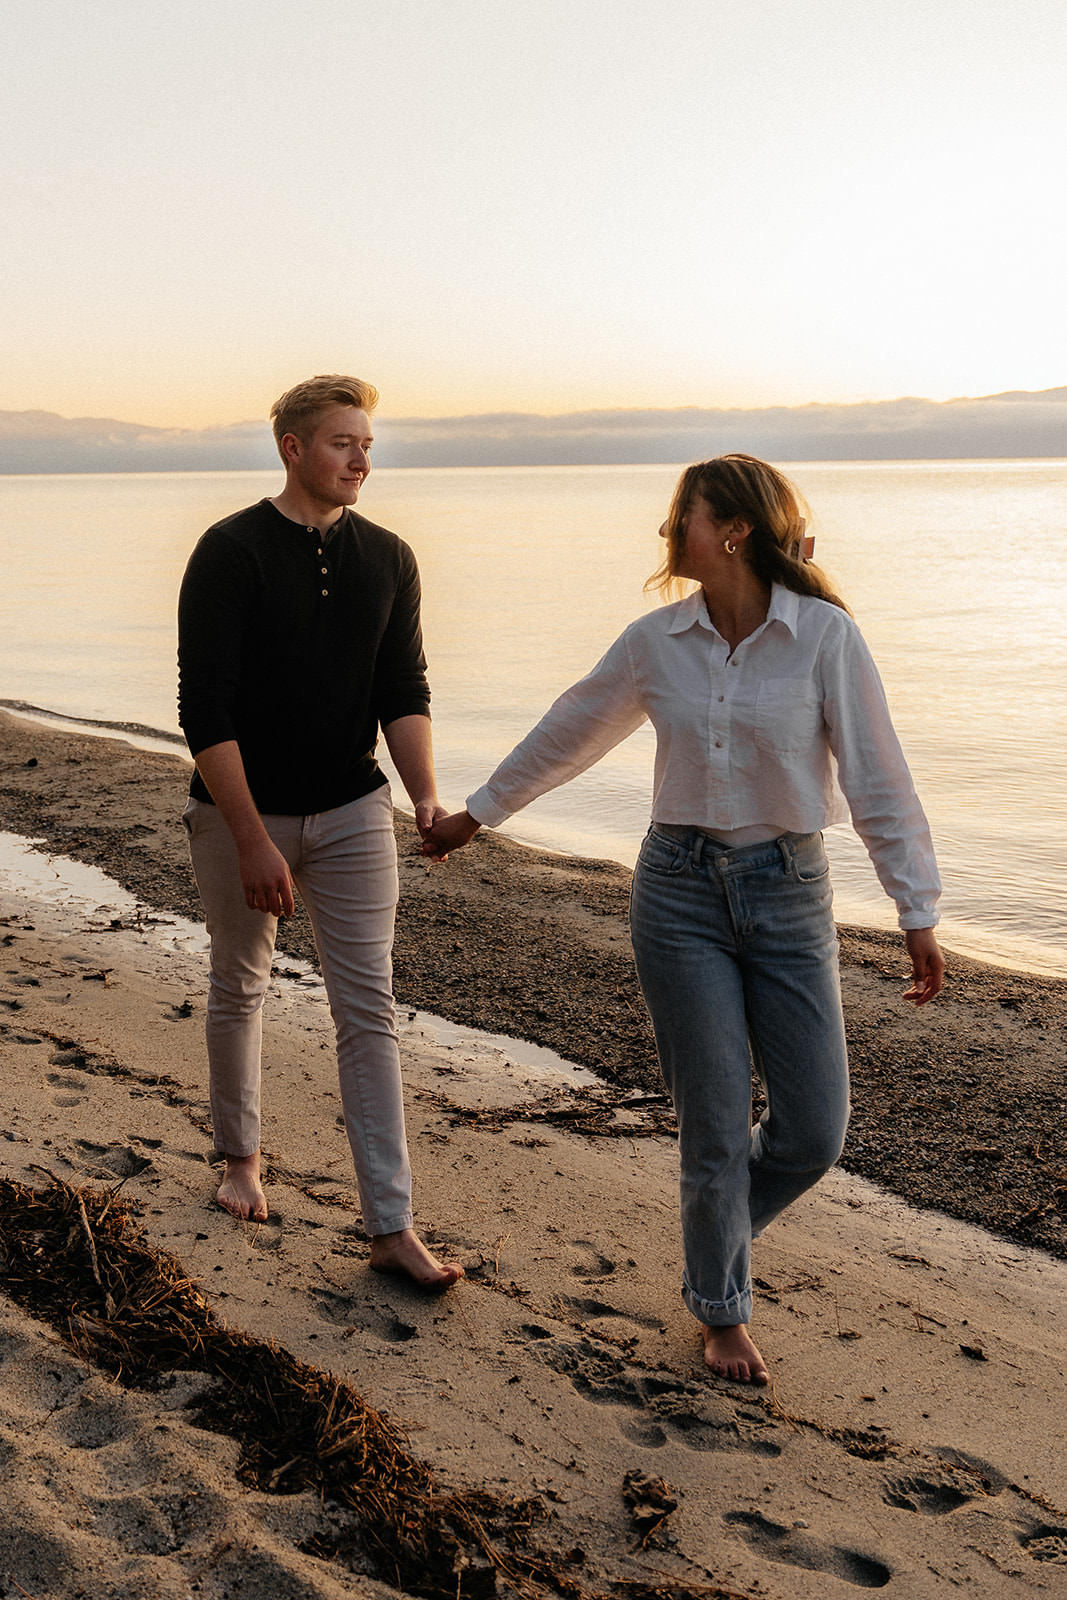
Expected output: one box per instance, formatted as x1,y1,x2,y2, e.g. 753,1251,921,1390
639,828,690,877
787,832,829,882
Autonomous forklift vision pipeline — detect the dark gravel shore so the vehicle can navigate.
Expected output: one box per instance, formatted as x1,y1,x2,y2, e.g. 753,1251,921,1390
2,708,1064,1258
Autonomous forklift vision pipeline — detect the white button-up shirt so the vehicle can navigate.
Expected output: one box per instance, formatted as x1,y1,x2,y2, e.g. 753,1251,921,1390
467,584,941,928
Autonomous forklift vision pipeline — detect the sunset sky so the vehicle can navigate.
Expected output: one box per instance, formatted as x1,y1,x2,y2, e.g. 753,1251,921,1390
3,1,1064,429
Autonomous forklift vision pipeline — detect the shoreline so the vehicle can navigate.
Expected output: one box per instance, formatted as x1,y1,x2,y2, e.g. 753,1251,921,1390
0,707,1064,1262
5,696,1065,982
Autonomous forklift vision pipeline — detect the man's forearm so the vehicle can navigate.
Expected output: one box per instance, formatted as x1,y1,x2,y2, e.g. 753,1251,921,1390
193,741,296,916
193,741,271,847
382,714,439,812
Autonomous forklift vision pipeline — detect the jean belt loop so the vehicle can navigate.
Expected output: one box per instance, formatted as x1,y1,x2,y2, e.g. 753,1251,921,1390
691,831,705,870
777,834,794,873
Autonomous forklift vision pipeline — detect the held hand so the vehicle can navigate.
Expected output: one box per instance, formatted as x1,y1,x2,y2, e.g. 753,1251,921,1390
238,837,296,918
414,799,448,838
420,809,482,861
414,800,451,863
902,927,945,1006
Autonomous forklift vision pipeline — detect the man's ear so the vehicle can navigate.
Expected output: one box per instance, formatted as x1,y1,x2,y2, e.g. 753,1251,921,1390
280,432,301,464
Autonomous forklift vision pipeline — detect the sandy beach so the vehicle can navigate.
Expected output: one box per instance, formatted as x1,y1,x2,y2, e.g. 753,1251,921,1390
1,709,1066,1599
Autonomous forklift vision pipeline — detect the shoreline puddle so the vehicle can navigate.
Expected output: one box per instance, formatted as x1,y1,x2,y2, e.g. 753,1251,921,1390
0,830,596,1087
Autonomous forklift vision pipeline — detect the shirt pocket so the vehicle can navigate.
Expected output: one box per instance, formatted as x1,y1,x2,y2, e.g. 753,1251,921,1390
752,679,824,756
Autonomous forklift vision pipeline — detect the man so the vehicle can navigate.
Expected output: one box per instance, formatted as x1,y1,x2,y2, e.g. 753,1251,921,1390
177,374,462,1290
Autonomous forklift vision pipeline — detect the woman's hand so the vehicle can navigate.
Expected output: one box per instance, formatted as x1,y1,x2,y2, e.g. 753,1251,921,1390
902,927,945,1005
420,809,482,861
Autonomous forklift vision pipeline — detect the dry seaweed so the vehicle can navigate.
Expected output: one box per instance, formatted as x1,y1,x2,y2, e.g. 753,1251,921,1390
621,1470,678,1548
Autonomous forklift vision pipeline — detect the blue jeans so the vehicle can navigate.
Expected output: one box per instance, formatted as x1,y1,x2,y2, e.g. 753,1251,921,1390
629,824,850,1327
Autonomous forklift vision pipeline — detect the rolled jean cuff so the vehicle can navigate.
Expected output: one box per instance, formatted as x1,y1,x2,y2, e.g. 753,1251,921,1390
368,1208,415,1238
683,1276,751,1328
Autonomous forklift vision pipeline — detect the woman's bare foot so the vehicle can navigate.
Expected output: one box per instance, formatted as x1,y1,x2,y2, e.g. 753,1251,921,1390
215,1152,268,1222
370,1228,465,1292
702,1323,769,1385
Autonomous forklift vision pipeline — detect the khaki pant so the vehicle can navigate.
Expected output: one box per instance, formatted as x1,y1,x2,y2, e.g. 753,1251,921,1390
183,784,413,1235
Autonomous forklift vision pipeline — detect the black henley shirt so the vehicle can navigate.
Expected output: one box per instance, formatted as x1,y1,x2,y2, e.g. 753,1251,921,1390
177,498,431,815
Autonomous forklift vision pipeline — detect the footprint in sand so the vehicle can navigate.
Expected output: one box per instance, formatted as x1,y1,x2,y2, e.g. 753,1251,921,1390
249,1212,283,1250
46,1069,88,1109
723,1509,891,1589
127,1136,208,1167
557,1292,660,1329
931,1444,1009,1494
50,1047,89,1070
73,1139,153,1179
310,1285,357,1328
0,1015,41,1046
526,1329,781,1457
52,1393,134,1452
1019,1523,1067,1564
883,1470,976,1514
569,1239,616,1281
310,1284,416,1342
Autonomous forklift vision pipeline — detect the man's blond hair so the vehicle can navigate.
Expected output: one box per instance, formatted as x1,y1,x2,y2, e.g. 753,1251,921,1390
270,375,379,462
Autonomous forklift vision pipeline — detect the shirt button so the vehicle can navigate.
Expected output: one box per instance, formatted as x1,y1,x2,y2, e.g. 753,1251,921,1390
321,588,329,597
321,566,328,575
714,739,723,748
718,694,725,702
317,547,324,556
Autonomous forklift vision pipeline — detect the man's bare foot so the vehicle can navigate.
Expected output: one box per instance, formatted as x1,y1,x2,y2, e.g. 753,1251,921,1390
702,1323,769,1385
369,1228,465,1292
215,1152,268,1222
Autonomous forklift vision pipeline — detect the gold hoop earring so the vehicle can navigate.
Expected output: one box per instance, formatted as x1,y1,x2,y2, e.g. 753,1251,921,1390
723,539,737,555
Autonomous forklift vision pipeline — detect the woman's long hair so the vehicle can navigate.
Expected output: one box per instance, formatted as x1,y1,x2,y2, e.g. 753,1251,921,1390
647,454,850,613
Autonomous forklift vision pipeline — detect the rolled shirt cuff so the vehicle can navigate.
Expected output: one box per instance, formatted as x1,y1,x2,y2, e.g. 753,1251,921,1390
898,906,941,931
465,785,511,828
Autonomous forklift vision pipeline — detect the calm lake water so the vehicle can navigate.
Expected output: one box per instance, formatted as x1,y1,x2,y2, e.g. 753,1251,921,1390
1,461,1065,976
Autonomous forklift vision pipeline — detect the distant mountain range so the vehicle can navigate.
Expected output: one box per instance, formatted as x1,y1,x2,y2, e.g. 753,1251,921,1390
1,388,1065,472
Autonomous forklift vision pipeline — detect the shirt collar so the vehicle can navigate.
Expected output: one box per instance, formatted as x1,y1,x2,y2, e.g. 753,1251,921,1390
667,582,800,639
265,499,351,543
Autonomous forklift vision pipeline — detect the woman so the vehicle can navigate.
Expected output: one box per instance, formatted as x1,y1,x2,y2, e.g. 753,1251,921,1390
423,454,944,1385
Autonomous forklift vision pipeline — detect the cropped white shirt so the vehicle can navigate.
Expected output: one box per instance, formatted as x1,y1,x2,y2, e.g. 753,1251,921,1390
466,584,941,929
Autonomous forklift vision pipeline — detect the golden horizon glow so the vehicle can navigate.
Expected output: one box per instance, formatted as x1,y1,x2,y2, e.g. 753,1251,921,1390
3,2,1065,431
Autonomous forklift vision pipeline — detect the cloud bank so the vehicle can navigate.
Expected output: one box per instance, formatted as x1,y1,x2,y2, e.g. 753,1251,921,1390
1,389,1065,474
